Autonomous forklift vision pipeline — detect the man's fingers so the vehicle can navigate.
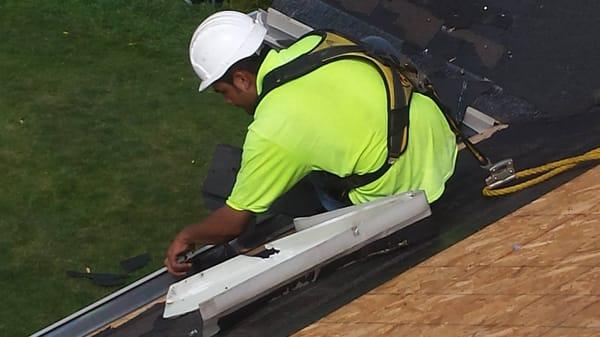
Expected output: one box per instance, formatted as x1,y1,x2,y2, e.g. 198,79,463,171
165,258,191,276
169,264,191,277
165,233,195,276
170,259,192,273
165,253,192,277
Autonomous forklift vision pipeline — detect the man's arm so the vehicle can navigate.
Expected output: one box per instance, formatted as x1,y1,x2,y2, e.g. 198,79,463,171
164,205,252,276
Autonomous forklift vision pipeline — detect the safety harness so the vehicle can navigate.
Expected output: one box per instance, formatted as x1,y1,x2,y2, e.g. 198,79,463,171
257,30,492,201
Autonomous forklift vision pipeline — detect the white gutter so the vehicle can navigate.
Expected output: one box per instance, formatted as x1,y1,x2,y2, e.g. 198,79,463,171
163,190,431,336
29,246,213,337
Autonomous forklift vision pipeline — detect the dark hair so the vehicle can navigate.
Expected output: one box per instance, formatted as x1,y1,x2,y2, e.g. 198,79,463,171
218,45,270,84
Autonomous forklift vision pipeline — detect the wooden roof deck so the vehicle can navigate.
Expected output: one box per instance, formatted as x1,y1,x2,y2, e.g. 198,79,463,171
294,166,600,337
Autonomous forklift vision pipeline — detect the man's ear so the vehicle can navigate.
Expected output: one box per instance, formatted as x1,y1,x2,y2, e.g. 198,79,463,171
232,70,256,93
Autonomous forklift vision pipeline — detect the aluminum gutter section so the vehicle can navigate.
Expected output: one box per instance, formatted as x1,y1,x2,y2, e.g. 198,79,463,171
29,246,213,337
163,190,431,337
29,269,173,337
463,106,498,134
250,8,312,49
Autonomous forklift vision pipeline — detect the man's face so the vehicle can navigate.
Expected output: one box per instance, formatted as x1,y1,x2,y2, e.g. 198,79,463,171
212,70,257,115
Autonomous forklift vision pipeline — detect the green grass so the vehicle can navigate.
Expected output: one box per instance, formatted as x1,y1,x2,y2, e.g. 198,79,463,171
0,1,261,335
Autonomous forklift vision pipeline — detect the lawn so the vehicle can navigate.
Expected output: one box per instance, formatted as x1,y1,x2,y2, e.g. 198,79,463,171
0,1,259,335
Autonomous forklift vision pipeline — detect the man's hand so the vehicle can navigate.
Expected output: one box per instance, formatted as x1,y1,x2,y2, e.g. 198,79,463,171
164,205,252,276
164,234,194,277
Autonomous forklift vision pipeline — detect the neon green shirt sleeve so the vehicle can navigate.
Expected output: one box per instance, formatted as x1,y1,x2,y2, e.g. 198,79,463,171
226,130,311,213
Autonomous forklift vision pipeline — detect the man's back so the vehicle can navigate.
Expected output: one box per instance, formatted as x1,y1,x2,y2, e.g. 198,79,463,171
226,34,457,213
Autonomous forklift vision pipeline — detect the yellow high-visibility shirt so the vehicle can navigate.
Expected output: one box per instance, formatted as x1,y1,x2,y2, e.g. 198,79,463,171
226,35,457,213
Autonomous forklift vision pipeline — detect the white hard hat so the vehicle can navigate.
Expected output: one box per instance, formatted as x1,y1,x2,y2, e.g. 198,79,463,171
189,11,267,92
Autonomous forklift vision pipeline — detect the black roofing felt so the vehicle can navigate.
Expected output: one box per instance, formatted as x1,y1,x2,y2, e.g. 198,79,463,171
54,1,600,336
274,0,600,122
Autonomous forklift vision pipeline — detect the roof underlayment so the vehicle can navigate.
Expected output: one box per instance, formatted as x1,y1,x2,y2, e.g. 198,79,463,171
36,1,599,336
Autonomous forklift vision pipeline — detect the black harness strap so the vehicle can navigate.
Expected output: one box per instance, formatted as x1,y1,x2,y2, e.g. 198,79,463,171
258,44,364,103
424,84,491,167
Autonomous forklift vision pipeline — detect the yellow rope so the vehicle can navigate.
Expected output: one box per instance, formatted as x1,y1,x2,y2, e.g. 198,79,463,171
483,147,600,197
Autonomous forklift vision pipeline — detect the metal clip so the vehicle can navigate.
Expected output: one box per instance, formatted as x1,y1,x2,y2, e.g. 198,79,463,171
485,159,516,189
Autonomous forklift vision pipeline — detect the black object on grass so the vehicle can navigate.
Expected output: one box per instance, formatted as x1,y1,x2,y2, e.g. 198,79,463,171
120,253,151,273
66,271,128,287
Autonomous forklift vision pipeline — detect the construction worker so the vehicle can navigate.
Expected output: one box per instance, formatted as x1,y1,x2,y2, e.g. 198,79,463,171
165,11,457,276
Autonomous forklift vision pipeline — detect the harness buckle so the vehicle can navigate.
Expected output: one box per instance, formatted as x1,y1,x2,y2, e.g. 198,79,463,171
485,158,516,189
